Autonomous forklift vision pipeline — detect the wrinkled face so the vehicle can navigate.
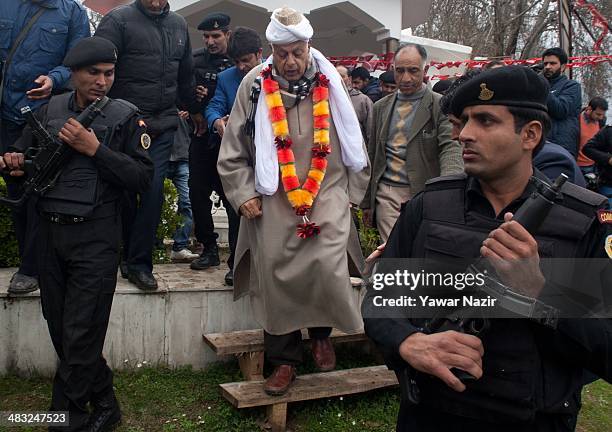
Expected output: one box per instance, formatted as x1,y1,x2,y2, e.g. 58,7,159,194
72,63,115,107
234,50,262,76
351,76,367,90
140,0,168,12
586,107,606,123
381,81,397,96
272,41,309,82
203,30,230,55
542,55,563,79
458,105,538,181
393,47,425,95
336,66,351,87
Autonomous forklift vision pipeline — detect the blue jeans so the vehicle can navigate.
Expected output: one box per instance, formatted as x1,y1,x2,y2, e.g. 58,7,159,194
166,161,193,251
599,185,612,208
123,130,174,273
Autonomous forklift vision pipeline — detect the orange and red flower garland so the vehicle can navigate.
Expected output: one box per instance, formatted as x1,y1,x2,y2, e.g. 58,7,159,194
261,67,331,238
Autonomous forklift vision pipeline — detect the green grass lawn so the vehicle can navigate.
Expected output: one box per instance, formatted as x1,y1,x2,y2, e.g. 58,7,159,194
1,348,610,432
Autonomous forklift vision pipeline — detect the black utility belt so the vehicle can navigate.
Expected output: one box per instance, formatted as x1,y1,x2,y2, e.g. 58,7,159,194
41,213,90,224
40,202,117,225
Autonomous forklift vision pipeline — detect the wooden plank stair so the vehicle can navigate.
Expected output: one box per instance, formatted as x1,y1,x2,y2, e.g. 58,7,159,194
203,329,368,379
221,366,398,431
204,329,396,432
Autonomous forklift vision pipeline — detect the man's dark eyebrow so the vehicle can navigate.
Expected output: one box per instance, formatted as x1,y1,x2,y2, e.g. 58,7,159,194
472,111,499,122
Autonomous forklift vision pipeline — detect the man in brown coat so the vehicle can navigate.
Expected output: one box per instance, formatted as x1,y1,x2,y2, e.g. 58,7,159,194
336,65,373,147
362,44,463,241
217,7,370,396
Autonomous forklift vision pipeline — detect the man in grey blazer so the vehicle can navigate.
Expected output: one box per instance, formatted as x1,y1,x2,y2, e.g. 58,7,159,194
362,44,463,241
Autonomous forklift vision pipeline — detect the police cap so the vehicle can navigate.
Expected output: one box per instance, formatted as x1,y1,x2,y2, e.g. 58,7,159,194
450,65,549,117
63,36,118,69
198,12,230,31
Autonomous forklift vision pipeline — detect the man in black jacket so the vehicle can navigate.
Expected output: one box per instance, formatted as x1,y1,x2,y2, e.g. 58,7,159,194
95,0,205,290
363,66,611,432
584,125,612,207
1,37,153,432
188,13,235,276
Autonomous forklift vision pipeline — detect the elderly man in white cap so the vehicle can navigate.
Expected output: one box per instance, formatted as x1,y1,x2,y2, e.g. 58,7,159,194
218,7,370,395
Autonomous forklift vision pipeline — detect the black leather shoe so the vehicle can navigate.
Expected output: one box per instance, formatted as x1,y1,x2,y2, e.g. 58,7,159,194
8,273,39,295
128,271,158,291
190,244,220,270
119,261,128,279
224,269,233,286
88,392,121,432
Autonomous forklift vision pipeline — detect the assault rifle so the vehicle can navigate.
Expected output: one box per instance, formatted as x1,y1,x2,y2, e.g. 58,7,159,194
0,97,109,207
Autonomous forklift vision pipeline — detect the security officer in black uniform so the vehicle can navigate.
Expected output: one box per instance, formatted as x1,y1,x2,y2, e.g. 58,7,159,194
189,13,236,279
1,37,153,432
363,66,611,432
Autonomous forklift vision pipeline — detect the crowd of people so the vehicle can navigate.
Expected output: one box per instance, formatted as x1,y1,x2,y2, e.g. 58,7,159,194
0,1,610,431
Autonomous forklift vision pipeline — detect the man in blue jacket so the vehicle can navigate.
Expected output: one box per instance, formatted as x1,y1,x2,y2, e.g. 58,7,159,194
0,0,90,294
205,26,262,285
542,47,582,157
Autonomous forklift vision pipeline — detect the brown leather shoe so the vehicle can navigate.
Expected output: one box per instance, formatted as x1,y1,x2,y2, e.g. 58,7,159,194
311,338,336,372
264,365,296,396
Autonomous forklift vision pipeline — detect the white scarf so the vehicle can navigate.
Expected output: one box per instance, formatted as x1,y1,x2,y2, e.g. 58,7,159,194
254,47,368,195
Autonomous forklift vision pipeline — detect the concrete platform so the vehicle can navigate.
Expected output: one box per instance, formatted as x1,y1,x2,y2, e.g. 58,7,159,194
0,264,257,376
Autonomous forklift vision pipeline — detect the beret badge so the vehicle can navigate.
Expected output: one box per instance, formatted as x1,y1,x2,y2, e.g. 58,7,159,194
478,83,494,101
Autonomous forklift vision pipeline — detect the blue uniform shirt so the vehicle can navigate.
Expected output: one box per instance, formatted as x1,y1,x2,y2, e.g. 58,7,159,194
204,66,244,129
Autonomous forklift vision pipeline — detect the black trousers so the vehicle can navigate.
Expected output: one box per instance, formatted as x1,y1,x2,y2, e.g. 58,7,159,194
0,118,39,277
396,399,578,432
188,133,239,267
38,215,120,431
264,327,332,366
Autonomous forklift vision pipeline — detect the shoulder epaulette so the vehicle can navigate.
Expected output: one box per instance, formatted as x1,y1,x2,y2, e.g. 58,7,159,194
110,98,139,116
561,182,607,207
424,173,468,190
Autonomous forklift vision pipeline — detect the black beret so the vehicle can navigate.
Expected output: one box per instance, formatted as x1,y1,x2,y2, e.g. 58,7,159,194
198,12,230,31
63,36,117,68
450,65,549,117
379,70,395,84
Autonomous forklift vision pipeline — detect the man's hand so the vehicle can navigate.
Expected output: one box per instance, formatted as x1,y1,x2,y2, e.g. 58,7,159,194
1,153,25,176
399,331,484,392
213,115,229,137
195,85,208,102
240,197,262,219
178,110,190,120
608,156,612,166
363,208,373,226
191,112,207,137
480,212,545,298
26,75,53,100
58,118,100,157
366,242,386,264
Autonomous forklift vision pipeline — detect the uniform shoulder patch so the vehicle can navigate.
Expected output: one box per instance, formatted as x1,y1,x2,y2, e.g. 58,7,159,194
140,133,151,150
598,209,612,225
605,235,612,259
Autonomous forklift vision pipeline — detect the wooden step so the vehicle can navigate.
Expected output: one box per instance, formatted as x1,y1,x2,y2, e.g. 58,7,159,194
203,328,368,356
220,365,397,409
